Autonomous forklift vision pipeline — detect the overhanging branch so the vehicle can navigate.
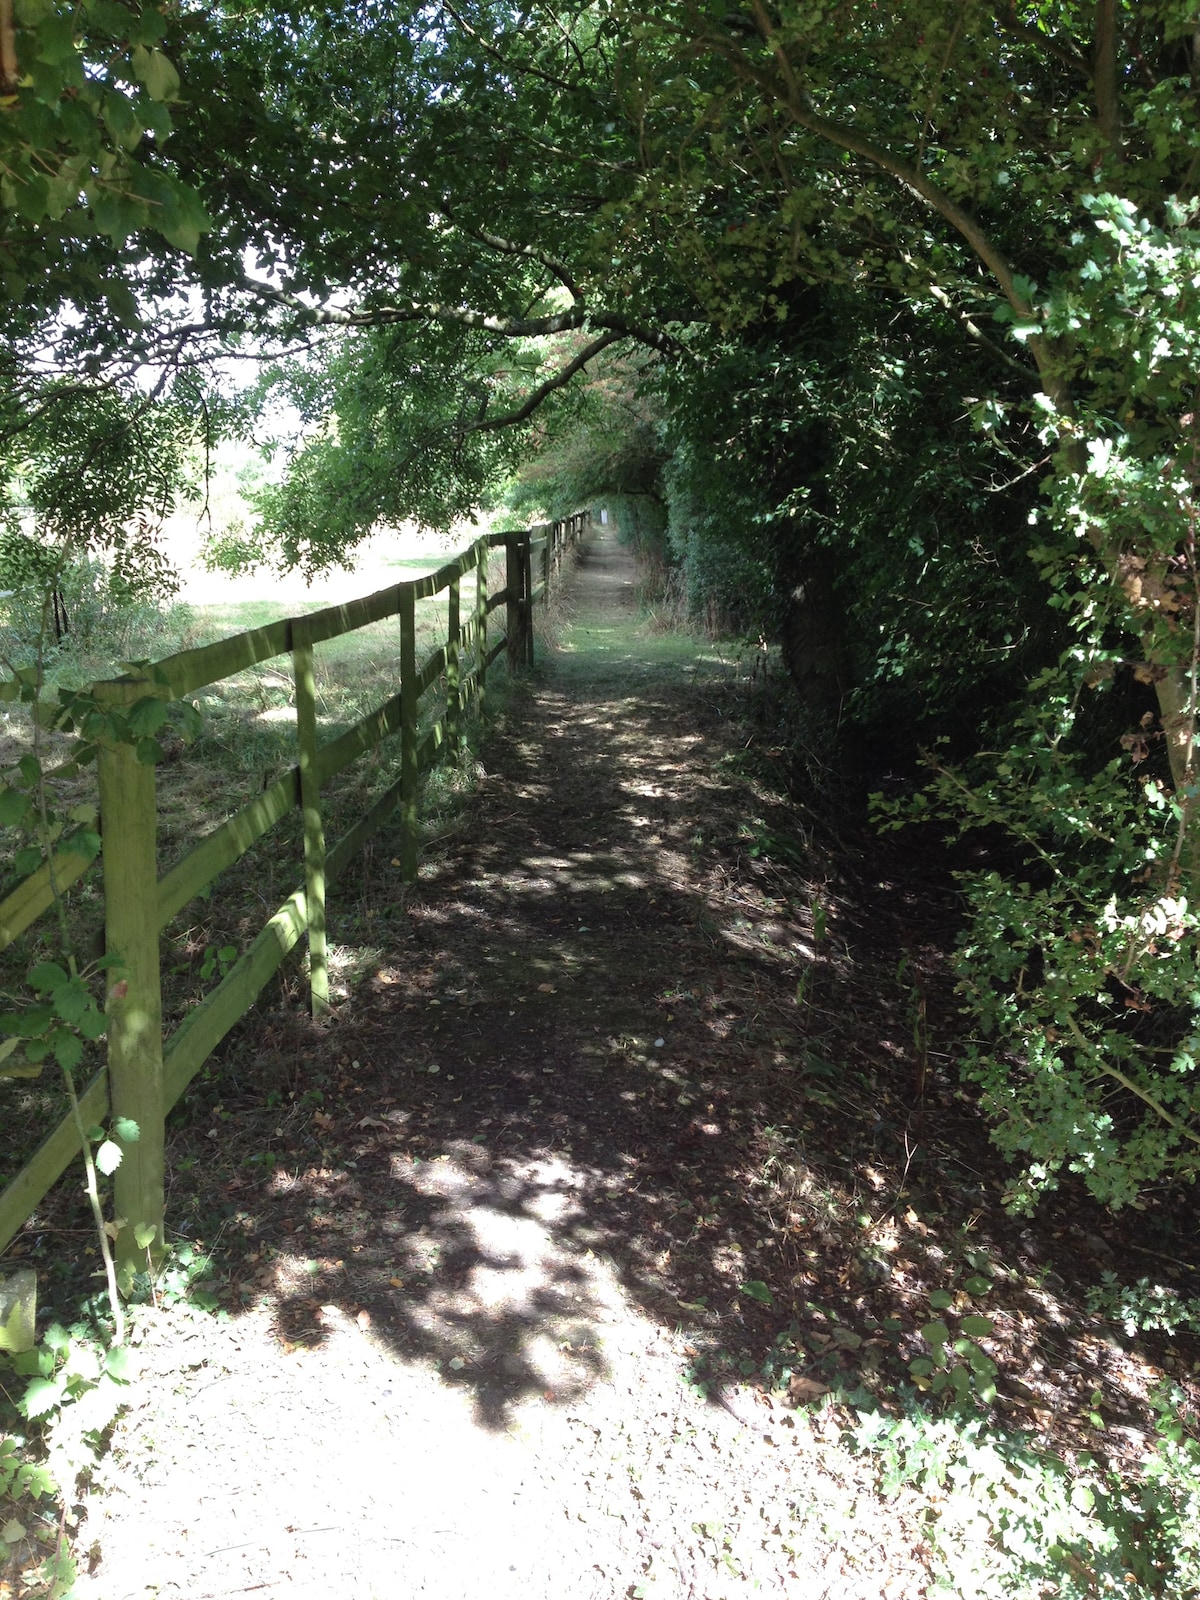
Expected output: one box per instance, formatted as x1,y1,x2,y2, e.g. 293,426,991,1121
470,330,626,432
240,274,689,354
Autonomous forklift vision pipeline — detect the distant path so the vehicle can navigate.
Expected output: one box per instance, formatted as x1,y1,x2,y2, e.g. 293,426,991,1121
79,528,927,1600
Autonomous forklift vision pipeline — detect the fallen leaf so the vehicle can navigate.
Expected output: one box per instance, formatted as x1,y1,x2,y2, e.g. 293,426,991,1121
356,1309,372,1329
537,983,557,993
788,1375,831,1406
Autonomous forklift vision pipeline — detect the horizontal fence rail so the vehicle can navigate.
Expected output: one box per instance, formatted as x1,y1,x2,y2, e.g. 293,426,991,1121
0,512,589,1259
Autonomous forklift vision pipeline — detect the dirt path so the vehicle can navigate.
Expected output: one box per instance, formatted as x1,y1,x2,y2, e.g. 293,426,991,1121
74,529,936,1599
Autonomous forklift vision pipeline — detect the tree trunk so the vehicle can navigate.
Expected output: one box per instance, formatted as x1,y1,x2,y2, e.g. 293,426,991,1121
776,542,849,726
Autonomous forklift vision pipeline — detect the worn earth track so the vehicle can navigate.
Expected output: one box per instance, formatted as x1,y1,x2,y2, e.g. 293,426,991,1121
69,530,936,1598
59,530,1198,1599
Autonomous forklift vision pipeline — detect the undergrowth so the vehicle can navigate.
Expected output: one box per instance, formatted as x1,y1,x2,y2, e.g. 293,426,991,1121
1,1244,220,1599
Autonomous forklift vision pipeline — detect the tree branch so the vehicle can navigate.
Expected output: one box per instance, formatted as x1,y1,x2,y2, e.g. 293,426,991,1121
470,331,627,432
240,274,689,353
740,0,1032,322
923,280,1038,379
1093,0,1122,154
992,2,1090,77
438,208,584,302
438,0,577,93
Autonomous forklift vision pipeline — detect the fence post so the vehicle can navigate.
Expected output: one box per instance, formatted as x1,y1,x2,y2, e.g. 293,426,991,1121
523,531,534,666
293,623,328,1013
506,532,529,673
476,543,489,718
398,585,420,883
97,721,165,1264
446,572,461,759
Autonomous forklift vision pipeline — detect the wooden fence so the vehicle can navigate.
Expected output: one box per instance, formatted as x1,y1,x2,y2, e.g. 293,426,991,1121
0,513,588,1261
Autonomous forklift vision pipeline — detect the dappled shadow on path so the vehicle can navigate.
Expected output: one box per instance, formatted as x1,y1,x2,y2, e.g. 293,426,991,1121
171,531,1198,1456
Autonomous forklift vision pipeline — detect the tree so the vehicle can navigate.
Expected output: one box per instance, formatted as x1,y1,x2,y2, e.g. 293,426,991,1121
6,0,1200,1207
565,0,1199,1206
621,0,1200,831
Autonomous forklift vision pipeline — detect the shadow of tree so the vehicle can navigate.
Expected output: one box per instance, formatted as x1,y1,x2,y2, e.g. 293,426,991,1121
175,555,1199,1456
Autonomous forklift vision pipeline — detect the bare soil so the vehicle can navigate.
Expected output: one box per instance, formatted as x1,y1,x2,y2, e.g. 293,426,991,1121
6,529,1200,1598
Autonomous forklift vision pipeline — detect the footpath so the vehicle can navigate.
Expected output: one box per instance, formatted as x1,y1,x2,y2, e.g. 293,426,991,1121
75,528,934,1600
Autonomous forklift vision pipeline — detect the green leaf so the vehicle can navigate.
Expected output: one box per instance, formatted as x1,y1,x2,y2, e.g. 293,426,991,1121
113,1116,139,1142
72,829,102,862
136,737,162,765
739,1279,774,1305
131,44,180,102
126,696,168,736
94,1139,122,1175
51,1029,83,1070
132,1223,156,1249
104,1344,137,1382
920,1319,950,1350
53,979,90,1023
28,961,68,993
0,787,30,827
960,1315,994,1338
19,1376,64,1420
927,1289,955,1311
77,1007,107,1041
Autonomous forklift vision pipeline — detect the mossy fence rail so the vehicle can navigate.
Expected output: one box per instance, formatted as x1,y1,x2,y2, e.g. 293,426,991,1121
0,513,588,1264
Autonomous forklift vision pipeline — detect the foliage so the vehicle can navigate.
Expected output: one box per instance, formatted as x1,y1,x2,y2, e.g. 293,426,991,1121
653,303,1056,722
851,1395,1197,1600
0,1238,217,1595
249,325,531,574
0,1322,136,1597
908,1286,998,1409
0,0,208,304
1086,1273,1200,1341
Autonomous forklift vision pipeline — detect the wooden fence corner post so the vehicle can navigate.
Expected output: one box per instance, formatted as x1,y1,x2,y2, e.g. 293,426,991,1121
398,585,420,883
97,718,164,1264
293,621,329,1014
